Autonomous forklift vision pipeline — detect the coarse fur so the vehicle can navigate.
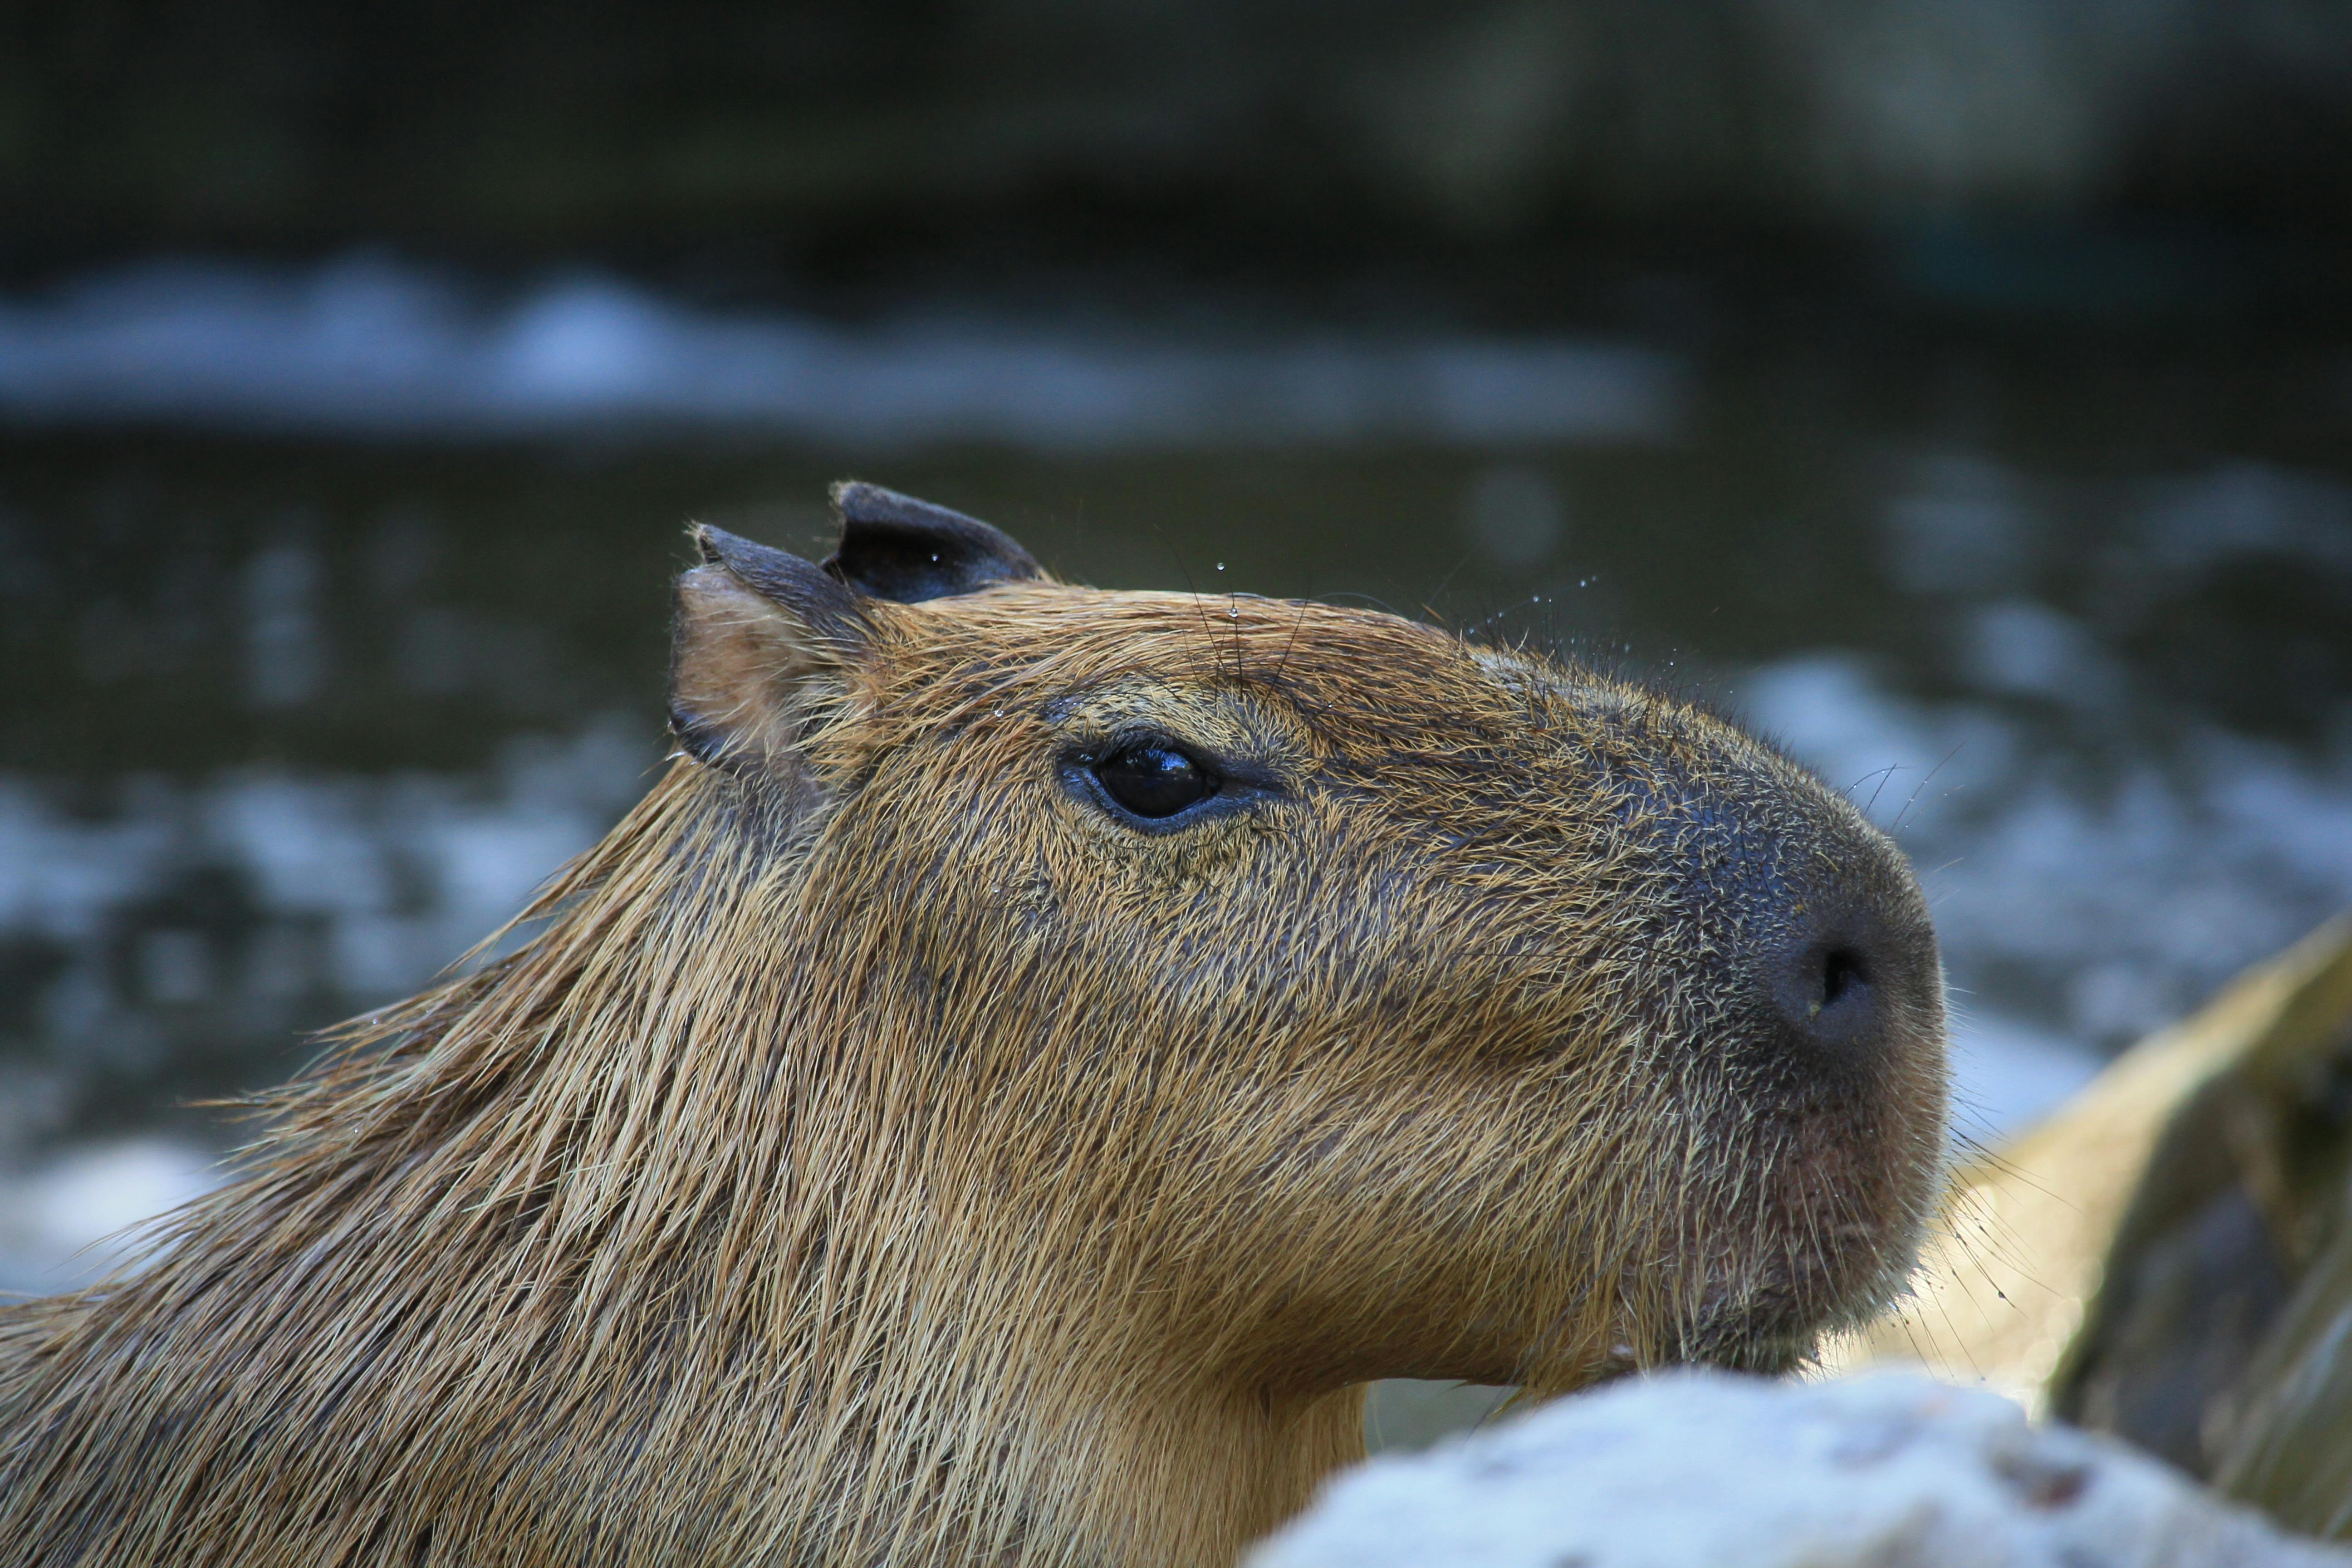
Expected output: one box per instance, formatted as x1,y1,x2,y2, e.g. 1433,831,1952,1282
0,488,1948,1568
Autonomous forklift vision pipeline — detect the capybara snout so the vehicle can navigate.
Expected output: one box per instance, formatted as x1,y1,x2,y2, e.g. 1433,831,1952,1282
1558,689,1946,1102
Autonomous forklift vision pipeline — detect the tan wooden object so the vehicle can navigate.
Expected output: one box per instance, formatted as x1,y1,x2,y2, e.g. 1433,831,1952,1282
1827,916,2352,1423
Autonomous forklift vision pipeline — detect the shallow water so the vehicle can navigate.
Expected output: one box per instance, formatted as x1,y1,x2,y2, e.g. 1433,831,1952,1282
3,260,2350,1301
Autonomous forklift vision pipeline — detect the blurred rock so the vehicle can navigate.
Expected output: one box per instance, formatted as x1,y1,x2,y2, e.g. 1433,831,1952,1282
1254,1370,2348,1568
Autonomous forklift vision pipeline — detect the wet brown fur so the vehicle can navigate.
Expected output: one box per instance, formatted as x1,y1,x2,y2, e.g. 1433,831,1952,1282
0,532,1947,1567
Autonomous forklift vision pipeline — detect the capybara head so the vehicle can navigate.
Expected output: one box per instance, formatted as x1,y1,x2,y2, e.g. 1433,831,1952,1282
0,483,1946,1568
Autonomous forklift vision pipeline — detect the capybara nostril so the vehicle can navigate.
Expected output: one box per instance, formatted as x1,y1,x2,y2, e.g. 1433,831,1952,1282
1774,930,1883,1058
1757,882,1940,1084
1818,946,1866,1010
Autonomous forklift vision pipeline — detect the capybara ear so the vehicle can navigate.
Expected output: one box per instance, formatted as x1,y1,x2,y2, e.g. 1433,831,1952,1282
670,525,868,772
823,480,1043,603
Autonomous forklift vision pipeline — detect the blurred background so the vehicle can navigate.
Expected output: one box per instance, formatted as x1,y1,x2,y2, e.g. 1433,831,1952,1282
1,1,2349,1436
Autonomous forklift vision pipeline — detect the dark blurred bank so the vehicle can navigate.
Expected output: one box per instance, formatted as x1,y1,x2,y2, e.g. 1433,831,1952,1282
1,5,2350,1379
8,0,2352,296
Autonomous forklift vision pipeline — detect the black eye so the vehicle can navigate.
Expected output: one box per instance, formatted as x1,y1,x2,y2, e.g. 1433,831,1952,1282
1093,743,1213,818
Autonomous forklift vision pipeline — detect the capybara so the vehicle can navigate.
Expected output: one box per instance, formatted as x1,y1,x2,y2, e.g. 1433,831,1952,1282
0,483,1948,1568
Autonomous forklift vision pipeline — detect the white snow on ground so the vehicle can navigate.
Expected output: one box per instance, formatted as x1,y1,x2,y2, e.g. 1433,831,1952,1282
0,1139,220,1297
0,257,1683,448
0,719,644,1012
0,721,651,1294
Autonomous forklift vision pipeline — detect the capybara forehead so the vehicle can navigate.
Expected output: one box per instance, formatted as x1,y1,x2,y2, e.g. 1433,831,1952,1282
884,585,1464,695
858,581,1765,788
869,584,1622,746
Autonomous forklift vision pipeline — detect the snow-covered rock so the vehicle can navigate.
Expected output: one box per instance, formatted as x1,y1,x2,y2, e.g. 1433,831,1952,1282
1252,1371,2350,1568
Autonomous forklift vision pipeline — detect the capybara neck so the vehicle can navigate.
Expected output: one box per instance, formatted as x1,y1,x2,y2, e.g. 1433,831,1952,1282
0,484,1948,1567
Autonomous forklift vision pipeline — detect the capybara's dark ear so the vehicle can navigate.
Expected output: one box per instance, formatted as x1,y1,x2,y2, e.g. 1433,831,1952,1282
670,525,867,771
823,480,1043,603
693,524,867,643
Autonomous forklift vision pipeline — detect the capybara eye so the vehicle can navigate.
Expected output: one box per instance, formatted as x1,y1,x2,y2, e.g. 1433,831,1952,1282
1094,743,1213,819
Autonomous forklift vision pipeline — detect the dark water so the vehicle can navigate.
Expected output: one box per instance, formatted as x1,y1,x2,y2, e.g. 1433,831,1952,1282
3,264,2351,1305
